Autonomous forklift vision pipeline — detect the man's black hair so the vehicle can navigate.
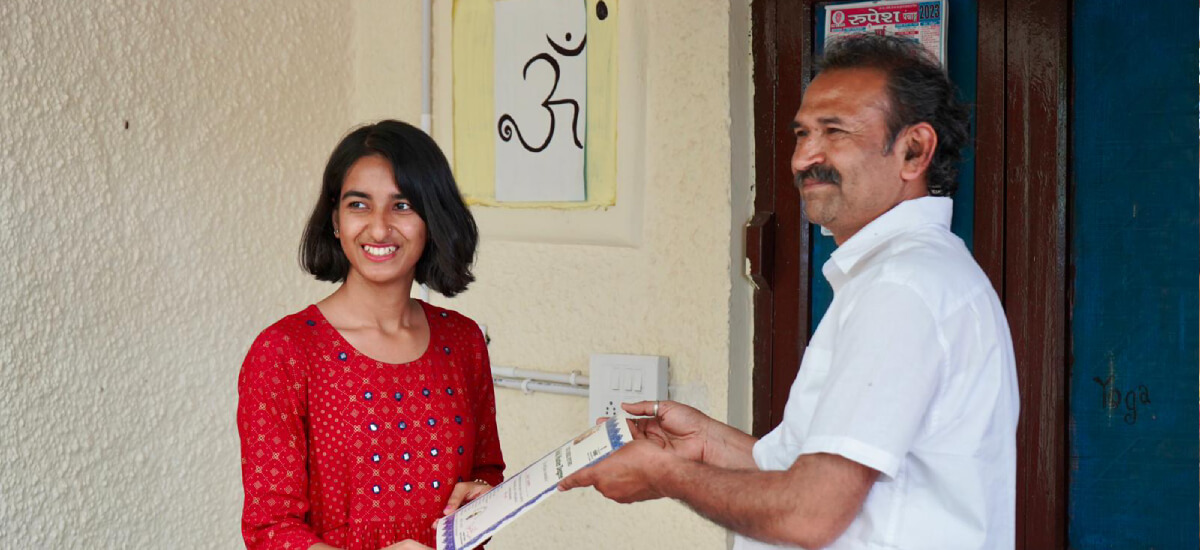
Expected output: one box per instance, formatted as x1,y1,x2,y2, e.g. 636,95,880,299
818,34,970,196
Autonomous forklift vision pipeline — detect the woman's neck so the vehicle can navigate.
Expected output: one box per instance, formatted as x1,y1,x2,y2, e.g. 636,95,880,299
319,273,421,330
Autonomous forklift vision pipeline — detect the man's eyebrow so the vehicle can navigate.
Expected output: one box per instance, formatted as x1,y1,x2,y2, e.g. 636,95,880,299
789,116,847,131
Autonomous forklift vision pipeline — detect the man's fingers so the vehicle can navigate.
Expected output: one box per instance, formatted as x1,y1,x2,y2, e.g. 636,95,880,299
621,401,657,416
558,467,595,491
626,417,647,439
558,472,580,491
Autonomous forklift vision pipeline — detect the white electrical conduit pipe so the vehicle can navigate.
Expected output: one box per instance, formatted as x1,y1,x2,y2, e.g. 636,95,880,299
491,366,589,387
417,0,434,303
492,376,589,397
491,366,590,397
420,0,433,135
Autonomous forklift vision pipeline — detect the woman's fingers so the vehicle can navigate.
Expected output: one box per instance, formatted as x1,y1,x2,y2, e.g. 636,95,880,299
442,483,472,515
442,482,492,515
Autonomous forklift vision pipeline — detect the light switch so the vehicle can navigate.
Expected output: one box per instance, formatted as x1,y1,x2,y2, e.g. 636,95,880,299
587,354,670,424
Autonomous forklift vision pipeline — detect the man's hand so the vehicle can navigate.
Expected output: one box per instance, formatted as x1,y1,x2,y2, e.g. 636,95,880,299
622,401,758,469
558,440,676,503
442,481,493,515
622,401,711,462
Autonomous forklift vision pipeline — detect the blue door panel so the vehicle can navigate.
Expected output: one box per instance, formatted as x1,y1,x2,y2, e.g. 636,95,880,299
1068,1,1199,547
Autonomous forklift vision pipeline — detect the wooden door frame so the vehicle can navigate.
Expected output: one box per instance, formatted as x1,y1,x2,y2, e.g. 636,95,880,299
976,1,1070,546
747,0,814,436
747,0,1070,547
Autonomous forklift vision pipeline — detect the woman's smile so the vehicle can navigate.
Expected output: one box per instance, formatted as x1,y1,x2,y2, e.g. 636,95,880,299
361,243,399,261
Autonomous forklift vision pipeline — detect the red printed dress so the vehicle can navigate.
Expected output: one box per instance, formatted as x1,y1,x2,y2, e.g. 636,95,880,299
238,301,505,550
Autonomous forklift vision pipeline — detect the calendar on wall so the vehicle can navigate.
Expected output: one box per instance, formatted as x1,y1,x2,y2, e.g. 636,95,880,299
824,0,947,64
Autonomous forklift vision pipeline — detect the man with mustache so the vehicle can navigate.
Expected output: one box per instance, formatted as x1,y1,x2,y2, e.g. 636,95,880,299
561,34,1018,549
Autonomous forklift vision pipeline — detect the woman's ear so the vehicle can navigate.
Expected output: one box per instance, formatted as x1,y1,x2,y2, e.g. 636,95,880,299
898,122,938,185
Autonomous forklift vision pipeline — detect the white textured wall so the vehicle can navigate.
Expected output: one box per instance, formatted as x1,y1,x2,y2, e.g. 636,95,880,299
2,0,753,548
0,1,352,547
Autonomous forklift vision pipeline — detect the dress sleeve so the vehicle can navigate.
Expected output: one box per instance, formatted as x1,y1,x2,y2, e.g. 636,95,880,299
237,330,323,550
467,329,506,486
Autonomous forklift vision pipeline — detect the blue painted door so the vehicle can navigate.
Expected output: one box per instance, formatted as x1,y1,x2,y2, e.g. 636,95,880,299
1068,1,1199,547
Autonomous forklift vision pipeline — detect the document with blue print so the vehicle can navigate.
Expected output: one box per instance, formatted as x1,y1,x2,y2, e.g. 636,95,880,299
436,413,634,550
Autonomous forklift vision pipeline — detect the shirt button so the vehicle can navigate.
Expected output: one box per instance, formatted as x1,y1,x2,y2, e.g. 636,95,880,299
372,454,381,463
372,485,381,494
368,423,378,432
363,391,373,400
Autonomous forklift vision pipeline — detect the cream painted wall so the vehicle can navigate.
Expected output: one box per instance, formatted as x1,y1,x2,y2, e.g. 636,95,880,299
354,0,424,126
2,0,754,548
0,1,353,546
358,1,755,549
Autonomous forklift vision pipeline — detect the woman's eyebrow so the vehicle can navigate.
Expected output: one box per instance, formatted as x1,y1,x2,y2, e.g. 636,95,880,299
341,190,407,200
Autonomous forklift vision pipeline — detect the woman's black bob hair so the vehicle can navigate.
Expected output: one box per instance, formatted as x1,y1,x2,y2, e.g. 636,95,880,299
300,120,478,297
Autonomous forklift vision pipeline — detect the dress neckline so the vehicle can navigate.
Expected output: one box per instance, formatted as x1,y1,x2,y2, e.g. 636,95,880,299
309,300,434,366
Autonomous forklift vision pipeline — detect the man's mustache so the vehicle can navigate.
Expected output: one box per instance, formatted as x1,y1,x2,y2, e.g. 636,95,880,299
795,164,842,187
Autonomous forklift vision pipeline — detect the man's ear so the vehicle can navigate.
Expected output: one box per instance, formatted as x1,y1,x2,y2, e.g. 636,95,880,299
898,122,938,184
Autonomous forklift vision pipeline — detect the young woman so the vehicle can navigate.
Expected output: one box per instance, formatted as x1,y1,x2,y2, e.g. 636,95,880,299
238,120,504,550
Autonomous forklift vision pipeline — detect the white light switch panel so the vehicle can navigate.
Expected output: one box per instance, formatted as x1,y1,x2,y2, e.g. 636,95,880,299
588,354,668,424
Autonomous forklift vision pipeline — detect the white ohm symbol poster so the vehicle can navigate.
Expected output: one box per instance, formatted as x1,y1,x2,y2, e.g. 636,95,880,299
494,0,586,202
453,0,619,208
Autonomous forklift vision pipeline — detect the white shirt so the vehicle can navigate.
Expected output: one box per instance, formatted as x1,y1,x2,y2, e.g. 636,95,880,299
734,197,1019,550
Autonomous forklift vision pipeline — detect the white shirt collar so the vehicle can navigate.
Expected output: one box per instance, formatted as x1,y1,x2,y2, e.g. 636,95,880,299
824,196,953,288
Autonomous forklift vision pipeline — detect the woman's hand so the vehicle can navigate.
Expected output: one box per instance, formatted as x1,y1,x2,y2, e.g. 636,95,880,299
382,540,432,550
442,480,493,515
